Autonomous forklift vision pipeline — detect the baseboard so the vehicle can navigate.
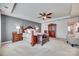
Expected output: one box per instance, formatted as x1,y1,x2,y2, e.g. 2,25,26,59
56,37,66,39
1,41,12,45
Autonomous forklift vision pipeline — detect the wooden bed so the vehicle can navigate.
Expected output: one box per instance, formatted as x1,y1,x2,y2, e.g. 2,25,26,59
22,26,49,46
22,26,37,46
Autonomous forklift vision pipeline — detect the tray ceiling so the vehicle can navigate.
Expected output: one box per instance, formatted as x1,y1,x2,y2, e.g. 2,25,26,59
0,3,79,23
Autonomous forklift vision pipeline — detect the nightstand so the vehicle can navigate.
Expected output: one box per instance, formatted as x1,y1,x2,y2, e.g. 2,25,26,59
12,32,23,42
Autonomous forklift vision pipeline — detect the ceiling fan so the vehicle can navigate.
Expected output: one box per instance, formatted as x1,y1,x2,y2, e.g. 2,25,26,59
38,11,52,20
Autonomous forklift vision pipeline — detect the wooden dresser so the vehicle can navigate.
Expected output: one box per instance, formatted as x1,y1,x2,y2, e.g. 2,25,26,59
12,32,23,42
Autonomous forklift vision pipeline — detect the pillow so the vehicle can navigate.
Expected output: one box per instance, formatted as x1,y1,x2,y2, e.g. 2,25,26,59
24,30,27,33
27,29,32,33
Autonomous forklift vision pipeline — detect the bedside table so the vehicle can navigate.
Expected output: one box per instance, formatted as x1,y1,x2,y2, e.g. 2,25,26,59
12,32,23,42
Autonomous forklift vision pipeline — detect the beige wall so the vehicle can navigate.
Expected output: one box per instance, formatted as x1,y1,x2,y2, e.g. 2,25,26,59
41,17,79,39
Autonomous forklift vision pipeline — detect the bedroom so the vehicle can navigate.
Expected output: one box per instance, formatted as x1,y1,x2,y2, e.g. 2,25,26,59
0,3,79,56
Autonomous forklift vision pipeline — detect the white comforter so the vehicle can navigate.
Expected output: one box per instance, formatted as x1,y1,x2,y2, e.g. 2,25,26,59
23,33,32,43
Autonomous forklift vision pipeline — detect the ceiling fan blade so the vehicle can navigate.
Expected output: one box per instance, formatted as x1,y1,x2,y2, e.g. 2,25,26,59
40,13,43,16
47,13,52,15
43,12,46,16
40,12,45,16
37,16,42,18
47,17,52,18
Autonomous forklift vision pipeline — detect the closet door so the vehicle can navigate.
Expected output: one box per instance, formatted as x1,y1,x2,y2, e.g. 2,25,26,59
48,24,56,38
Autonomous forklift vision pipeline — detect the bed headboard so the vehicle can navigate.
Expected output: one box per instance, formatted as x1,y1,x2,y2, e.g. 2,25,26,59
22,26,34,33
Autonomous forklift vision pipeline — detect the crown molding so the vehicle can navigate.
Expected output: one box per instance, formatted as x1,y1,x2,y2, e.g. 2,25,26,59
42,15,79,23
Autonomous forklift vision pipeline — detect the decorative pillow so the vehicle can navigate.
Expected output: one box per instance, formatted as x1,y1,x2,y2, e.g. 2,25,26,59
27,29,32,33
24,30,27,33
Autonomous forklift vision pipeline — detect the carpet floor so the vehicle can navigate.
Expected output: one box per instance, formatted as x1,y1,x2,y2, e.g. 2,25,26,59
1,38,79,56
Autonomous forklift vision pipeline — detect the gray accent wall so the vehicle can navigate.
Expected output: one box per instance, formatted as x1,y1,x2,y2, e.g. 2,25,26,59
1,15,41,42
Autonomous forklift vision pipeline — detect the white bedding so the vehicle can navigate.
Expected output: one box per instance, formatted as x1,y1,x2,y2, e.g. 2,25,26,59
23,33,32,43
23,28,43,44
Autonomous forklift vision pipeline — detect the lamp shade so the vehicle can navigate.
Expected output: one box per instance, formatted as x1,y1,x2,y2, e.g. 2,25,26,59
35,26,39,30
16,25,20,29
